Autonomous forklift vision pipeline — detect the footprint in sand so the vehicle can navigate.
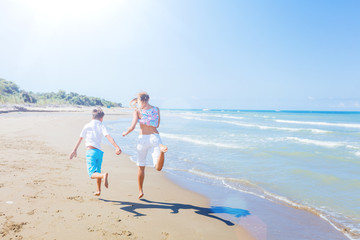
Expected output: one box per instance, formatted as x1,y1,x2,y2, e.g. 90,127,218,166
121,230,133,236
77,213,85,220
0,220,27,238
67,196,84,202
27,210,36,215
33,179,45,185
111,231,133,237
22,194,38,200
162,232,170,240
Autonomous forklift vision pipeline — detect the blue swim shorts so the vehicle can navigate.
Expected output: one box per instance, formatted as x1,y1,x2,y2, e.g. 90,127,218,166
86,149,104,177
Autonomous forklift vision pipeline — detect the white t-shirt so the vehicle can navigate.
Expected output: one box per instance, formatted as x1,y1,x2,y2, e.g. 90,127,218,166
80,119,109,150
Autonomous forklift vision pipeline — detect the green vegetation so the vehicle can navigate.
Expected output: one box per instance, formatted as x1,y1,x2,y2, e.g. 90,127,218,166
0,79,122,107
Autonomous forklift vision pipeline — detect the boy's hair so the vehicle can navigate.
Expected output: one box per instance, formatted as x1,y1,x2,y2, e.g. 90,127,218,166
92,107,105,120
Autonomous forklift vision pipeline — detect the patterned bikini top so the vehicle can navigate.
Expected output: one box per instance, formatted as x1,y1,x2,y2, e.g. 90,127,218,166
138,107,159,127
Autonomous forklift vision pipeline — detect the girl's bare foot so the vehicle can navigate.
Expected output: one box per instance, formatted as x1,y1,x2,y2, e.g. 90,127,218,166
155,144,167,171
104,172,109,188
94,191,101,196
138,191,144,199
160,144,168,153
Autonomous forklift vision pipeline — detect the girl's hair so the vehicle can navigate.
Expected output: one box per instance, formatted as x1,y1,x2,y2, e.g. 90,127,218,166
92,107,105,119
129,92,150,110
137,92,149,102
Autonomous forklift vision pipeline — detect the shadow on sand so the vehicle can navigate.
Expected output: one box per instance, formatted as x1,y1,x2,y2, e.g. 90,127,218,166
99,198,250,226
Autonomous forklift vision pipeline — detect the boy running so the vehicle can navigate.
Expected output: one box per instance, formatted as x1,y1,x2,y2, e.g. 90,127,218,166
70,107,121,196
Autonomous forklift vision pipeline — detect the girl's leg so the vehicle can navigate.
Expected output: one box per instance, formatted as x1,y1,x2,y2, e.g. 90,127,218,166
155,144,168,171
138,166,145,199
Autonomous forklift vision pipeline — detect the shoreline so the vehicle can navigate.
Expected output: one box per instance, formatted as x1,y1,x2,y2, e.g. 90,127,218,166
163,168,357,240
0,104,130,114
165,171,352,240
0,110,254,239
0,107,355,240
107,109,356,240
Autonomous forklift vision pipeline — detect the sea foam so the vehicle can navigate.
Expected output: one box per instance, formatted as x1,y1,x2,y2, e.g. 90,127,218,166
161,133,248,150
286,137,344,148
179,115,330,134
276,119,360,129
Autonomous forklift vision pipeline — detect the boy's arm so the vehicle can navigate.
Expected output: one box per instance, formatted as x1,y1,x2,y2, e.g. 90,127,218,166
70,137,83,159
105,135,122,155
122,110,139,136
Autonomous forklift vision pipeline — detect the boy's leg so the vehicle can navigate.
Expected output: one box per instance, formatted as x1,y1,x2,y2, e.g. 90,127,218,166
138,166,145,199
96,178,101,195
87,149,107,195
91,172,108,187
104,172,108,188
91,172,109,196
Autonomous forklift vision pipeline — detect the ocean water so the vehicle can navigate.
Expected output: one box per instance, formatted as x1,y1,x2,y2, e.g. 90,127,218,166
106,109,360,240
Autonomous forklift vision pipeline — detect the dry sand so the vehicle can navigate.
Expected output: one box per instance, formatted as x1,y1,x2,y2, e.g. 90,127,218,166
0,109,255,240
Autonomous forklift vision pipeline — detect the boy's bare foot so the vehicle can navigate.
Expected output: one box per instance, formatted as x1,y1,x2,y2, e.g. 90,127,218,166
104,172,109,188
160,144,168,153
94,191,101,196
138,192,144,199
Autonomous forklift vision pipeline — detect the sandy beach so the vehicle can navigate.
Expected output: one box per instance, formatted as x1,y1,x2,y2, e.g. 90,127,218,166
0,108,255,240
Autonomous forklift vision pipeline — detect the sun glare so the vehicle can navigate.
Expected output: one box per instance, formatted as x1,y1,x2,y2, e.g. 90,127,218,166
25,0,121,24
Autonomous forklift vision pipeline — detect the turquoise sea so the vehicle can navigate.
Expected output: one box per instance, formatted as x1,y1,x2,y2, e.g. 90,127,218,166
107,109,360,240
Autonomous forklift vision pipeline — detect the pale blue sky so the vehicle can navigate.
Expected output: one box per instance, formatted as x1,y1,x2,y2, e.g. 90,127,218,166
1,0,359,110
